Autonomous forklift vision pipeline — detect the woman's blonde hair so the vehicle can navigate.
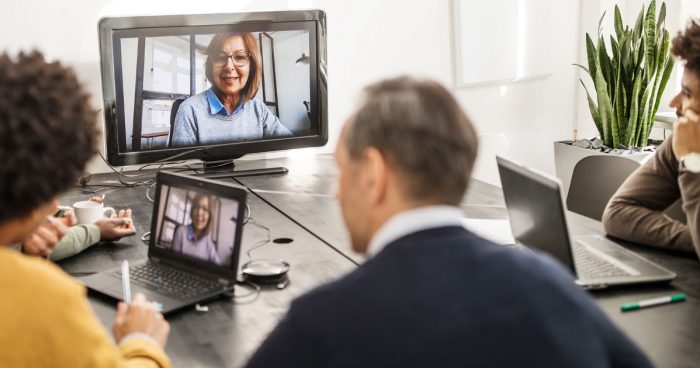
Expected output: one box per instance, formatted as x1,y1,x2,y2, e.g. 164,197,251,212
190,193,213,238
204,33,261,105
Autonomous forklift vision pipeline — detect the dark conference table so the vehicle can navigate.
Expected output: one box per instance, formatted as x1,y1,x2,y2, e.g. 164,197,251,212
59,155,700,368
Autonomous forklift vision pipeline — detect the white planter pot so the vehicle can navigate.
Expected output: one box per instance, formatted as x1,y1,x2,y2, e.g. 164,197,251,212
553,141,652,196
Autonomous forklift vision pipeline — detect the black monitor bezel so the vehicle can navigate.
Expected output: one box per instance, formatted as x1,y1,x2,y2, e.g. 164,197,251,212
98,10,328,166
149,170,246,280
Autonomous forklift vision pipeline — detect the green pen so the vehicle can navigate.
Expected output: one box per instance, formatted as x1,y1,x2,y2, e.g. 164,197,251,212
621,293,686,312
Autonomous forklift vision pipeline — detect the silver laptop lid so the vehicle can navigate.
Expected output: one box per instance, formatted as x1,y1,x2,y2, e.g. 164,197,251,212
496,156,578,275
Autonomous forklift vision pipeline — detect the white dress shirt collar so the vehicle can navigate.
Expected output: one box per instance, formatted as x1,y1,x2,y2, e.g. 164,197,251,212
366,205,465,258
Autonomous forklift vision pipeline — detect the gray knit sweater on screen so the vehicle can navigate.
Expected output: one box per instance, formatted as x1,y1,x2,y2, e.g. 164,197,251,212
171,91,292,147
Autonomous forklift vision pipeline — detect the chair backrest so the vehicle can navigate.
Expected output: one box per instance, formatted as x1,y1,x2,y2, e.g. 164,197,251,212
566,155,641,221
168,99,186,148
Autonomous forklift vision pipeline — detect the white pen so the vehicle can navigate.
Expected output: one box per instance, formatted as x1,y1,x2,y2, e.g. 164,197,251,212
121,260,131,304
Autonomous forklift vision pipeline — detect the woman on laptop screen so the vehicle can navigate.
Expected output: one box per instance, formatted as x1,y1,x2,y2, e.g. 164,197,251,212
170,32,292,147
171,193,222,265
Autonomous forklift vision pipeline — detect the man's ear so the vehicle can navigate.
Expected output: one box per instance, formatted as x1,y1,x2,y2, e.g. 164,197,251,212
362,147,388,206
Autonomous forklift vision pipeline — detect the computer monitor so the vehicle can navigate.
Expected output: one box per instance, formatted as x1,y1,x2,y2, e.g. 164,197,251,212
98,10,328,168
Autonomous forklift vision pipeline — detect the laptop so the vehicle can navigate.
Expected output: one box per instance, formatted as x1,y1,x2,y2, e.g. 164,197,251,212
81,171,246,314
496,156,676,289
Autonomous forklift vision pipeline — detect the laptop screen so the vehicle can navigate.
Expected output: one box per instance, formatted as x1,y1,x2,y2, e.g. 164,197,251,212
496,157,576,272
153,182,242,269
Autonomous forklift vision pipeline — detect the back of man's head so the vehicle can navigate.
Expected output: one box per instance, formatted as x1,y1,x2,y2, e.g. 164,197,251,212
344,76,478,205
0,51,98,224
672,19,700,74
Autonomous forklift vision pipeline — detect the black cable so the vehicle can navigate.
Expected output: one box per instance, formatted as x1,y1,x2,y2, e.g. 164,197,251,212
233,178,361,266
96,151,225,202
145,182,157,202
154,146,208,162
245,217,272,261
222,280,261,304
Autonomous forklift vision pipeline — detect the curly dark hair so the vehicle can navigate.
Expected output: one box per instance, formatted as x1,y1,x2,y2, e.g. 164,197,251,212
671,19,700,73
0,51,98,223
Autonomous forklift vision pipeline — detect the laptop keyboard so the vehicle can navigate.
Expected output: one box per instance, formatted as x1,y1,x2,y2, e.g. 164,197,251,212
573,242,632,279
118,262,223,300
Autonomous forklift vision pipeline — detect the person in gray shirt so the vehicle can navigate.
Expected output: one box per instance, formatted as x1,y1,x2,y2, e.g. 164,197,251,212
171,32,292,147
171,193,222,265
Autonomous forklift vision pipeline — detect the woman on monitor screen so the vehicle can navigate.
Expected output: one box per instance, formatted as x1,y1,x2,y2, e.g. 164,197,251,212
170,32,292,147
171,194,223,265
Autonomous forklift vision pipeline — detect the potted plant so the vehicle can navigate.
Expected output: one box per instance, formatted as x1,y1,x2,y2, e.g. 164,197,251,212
554,0,674,194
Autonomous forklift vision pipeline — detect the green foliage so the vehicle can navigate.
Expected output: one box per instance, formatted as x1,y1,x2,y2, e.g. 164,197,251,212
579,0,674,148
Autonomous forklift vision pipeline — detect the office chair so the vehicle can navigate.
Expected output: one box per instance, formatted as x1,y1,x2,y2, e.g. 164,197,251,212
566,155,641,221
168,99,186,148
566,155,687,223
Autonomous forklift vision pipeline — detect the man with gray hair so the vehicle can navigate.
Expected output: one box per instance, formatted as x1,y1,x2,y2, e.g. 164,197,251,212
245,76,651,367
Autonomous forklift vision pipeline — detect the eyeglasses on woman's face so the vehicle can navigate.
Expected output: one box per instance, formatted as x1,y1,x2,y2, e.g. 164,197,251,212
211,51,250,67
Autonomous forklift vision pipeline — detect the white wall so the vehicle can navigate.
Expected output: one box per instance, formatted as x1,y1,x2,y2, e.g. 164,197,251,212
454,1,581,184
4,0,687,186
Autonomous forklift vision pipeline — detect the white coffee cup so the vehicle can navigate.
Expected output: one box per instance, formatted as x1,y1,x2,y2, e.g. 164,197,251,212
72,200,116,224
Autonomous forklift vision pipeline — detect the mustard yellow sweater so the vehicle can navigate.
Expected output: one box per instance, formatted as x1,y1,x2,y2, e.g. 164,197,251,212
0,247,170,367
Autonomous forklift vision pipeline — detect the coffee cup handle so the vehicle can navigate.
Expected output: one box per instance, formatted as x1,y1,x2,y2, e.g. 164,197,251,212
103,207,116,219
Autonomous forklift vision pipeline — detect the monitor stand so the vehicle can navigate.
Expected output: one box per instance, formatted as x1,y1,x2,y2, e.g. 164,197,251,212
198,159,288,179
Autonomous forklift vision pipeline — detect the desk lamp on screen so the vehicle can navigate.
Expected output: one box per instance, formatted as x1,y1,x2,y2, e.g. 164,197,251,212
98,10,328,178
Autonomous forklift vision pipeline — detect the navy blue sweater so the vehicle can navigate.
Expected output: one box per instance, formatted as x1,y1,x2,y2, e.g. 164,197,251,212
246,226,652,367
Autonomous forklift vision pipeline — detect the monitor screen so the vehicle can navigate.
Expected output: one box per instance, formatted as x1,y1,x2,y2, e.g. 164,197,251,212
99,11,327,166
153,183,241,268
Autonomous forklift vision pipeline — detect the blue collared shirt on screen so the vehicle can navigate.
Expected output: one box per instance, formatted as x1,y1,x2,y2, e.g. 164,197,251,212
206,88,243,116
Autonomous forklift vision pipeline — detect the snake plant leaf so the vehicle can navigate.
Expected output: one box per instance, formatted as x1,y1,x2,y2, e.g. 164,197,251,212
594,55,616,147
625,73,643,145
643,29,671,140
636,78,654,146
586,33,597,81
657,2,666,35
573,63,590,75
581,79,603,138
620,34,630,66
614,67,625,146
615,5,624,39
644,0,657,74
599,37,614,97
598,10,607,37
622,62,632,105
621,35,634,92
633,6,644,41
635,38,645,70
649,54,674,138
